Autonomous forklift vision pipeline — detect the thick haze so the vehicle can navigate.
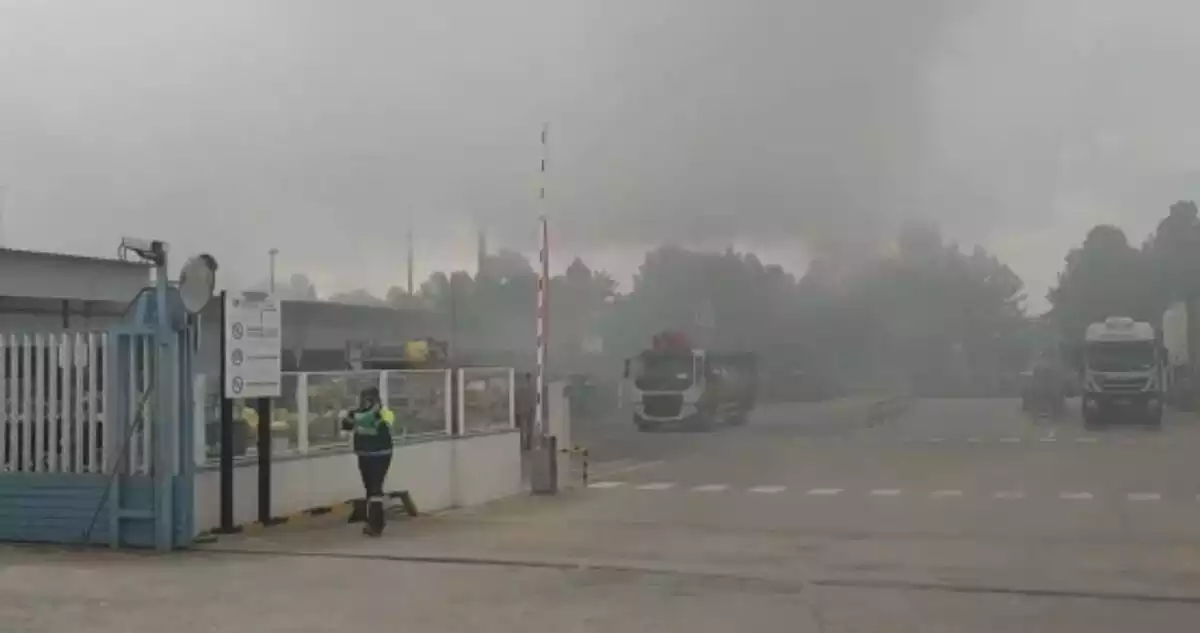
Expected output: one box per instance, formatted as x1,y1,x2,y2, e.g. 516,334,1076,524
2,1,1198,308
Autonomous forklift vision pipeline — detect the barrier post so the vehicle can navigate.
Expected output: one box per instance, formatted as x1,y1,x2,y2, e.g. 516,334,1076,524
456,369,466,435
508,368,516,429
443,370,454,436
296,373,309,455
256,396,273,525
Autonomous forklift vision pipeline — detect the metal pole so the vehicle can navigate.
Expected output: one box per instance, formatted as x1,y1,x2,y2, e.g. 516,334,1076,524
535,215,549,442
216,291,237,533
256,396,273,525
152,246,174,551
449,275,458,363
268,248,279,294
0,185,6,247
534,122,550,443
406,229,414,295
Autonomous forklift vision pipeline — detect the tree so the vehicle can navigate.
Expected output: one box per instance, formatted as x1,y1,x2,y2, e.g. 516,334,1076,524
247,273,319,300
326,289,386,307
384,285,424,309
1146,200,1200,303
286,274,319,301
1047,224,1155,340
481,248,535,280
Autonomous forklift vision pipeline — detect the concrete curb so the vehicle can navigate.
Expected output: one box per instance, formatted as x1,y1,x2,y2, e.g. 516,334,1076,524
197,491,418,540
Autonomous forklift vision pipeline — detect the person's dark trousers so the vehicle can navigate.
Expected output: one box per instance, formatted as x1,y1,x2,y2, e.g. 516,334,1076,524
357,453,393,535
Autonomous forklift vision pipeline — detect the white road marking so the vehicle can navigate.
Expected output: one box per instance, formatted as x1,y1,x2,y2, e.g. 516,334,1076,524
1075,437,1098,443
1127,492,1161,502
1000,437,1021,443
993,491,1025,500
1060,492,1094,500
595,460,665,477
870,489,903,496
691,484,729,493
930,490,963,498
635,482,675,491
966,437,981,443
748,486,787,494
1039,437,1057,443
588,481,625,489
807,488,844,496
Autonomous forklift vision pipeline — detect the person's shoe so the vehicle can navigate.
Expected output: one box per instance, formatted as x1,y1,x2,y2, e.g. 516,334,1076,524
367,500,386,536
362,525,381,537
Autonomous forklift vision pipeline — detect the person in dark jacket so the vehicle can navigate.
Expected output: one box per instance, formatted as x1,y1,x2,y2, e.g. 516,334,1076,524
341,387,396,536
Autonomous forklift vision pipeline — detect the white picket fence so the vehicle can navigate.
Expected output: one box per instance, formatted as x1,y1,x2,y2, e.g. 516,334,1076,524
0,332,154,475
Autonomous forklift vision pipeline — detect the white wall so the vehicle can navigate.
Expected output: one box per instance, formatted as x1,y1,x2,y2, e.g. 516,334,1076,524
193,430,521,534
448,431,522,507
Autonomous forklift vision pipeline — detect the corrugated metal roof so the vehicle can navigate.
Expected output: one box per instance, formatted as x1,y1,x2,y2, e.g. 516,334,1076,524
0,247,150,269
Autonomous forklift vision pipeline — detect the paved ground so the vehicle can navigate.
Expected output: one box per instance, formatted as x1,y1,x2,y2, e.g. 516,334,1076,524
7,398,1200,631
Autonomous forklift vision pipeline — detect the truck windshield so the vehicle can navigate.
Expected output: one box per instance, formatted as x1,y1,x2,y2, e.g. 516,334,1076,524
634,353,695,391
1086,341,1156,372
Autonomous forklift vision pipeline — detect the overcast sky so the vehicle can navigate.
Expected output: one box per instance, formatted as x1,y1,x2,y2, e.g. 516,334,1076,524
2,1,1199,311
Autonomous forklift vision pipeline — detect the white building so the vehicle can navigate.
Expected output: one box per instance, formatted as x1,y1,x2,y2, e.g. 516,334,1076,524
0,247,152,331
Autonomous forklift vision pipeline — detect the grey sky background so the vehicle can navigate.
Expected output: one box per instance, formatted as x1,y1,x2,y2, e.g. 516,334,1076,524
2,1,1198,311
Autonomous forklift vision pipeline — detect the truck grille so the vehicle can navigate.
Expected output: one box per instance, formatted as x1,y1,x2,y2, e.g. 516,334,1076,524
643,394,683,417
1099,376,1149,393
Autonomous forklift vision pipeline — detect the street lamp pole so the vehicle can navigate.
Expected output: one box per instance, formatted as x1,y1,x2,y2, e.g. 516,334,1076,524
268,248,279,294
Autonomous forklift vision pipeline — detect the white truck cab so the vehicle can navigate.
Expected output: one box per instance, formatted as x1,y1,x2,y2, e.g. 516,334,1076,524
625,348,709,430
1082,317,1164,427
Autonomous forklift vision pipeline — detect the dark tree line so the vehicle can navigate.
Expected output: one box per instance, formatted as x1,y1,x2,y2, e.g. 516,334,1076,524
1047,200,1200,342
397,221,1030,394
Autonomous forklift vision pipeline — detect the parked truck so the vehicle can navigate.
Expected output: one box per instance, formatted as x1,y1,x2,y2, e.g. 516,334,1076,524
623,331,758,432
1081,316,1164,428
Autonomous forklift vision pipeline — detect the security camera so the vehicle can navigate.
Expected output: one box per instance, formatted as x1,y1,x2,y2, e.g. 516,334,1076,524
119,237,168,263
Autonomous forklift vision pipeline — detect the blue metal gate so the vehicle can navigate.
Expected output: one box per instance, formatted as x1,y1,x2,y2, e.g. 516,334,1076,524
0,324,195,550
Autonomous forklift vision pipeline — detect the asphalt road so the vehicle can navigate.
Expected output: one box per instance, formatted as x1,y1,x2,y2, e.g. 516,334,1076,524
9,398,1200,631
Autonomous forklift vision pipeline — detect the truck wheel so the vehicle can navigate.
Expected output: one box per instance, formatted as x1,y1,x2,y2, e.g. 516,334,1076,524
1146,409,1164,429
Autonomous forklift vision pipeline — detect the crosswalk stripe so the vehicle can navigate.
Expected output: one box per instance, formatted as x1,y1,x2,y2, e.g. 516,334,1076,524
966,437,981,443
590,484,1176,502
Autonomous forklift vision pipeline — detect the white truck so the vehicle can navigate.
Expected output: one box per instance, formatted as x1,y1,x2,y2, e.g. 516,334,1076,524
623,331,757,432
1081,316,1164,427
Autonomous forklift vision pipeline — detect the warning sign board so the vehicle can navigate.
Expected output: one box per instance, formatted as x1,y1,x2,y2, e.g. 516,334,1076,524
224,292,282,398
